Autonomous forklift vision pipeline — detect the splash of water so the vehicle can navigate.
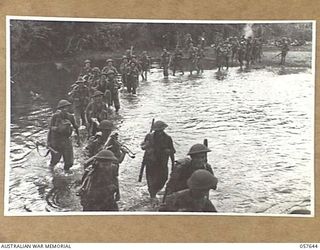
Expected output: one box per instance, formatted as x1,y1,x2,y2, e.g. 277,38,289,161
244,23,254,38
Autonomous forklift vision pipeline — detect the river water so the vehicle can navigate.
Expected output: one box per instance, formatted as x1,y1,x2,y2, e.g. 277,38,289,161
8,66,314,215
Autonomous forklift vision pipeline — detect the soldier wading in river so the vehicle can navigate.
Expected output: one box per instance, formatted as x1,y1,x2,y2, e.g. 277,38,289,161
68,77,90,128
160,49,171,77
85,120,114,157
104,70,121,112
85,90,108,137
164,143,216,198
79,59,92,77
279,37,289,65
47,100,80,174
159,169,218,212
79,149,120,211
141,120,175,200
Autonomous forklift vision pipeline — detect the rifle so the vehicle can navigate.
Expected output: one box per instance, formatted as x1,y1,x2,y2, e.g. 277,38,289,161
138,118,155,182
130,45,133,58
84,155,96,169
203,139,208,163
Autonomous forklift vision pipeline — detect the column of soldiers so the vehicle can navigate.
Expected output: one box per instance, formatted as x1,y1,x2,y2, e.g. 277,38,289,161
47,57,220,212
47,50,149,211
45,35,289,212
214,36,263,71
163,34,289,74
160,41,206,77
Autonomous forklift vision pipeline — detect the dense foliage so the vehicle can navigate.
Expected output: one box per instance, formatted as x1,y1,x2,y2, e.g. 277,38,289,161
10,20,312,61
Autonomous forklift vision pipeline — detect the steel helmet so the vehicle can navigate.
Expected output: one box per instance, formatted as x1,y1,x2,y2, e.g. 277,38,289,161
98,120,113,130
187,169,218,190
84,59,91,63
152,120,168,131
187,143,211,155
92,67,100,72
106,59,113,63
93,90,104,97
122,55,128,60
57,99,71,109
94,149,118,162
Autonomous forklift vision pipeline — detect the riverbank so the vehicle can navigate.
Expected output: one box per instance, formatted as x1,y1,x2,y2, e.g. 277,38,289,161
10,43,312,109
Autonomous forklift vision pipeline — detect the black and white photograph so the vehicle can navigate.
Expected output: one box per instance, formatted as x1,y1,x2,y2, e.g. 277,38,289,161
6,17,315,216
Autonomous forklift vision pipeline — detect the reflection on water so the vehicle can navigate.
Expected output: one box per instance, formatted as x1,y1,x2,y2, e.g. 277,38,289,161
9,66,314,214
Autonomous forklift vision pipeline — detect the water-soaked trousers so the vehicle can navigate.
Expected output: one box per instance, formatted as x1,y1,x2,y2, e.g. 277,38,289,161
146,162,168,198
172,59,184,75
50,137,74,171
73,104,87,127
83,199,119,211
127,76,138,94
105,89,120,111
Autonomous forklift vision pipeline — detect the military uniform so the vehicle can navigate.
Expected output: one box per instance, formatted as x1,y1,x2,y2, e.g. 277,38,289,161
171,47,184,76
280,39,289,65
245,37,253,68
222,42,232,70
86,120,113,158
165,157,214,196
215,44,224,71
47,100,79,172
159,189,217,212
87,67,101,97
184,34,193,50
196,46,205,74
85,92,108,136
104,132,127,201
102,59,119,75
160,169,218,212
102,65,119,75
127,63,139,94
231,37,239,63
257,38,263,63
141,121,175,198
119,57,129,89
68,80,90,127
140,52,150,81
105,75,120,112
188,45,197,75
86,134,106,158
79,150,119,211
80,60,92,77
160,50,171,77
238,41,247,70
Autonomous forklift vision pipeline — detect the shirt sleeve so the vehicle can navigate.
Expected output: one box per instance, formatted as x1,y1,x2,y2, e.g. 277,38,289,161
68,113,79,130
168,136,176,154
49,113,59,129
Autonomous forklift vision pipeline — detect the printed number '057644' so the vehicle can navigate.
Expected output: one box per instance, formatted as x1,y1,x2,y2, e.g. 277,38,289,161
300,244,318,248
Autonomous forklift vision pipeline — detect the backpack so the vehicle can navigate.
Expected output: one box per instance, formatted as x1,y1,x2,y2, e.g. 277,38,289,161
56,118,73,138
78,167,95,206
